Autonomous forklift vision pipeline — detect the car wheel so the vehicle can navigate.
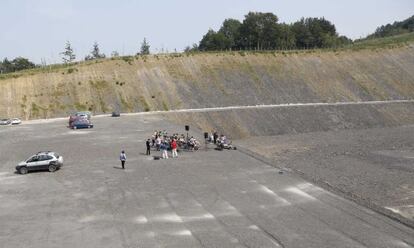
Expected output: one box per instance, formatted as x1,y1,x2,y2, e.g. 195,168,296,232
19,167,28,175
48,164,57,172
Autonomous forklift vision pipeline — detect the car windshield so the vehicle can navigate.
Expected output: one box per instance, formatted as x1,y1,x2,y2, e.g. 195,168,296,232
76,112,91,116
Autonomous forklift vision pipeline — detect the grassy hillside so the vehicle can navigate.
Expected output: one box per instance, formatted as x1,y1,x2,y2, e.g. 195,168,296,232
353,32,414,50
0,43,414,120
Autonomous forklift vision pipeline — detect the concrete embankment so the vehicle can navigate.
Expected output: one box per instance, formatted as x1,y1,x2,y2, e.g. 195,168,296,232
163,101,414,139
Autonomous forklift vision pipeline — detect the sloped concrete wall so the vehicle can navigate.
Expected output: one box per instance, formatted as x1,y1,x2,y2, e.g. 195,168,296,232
163,101,414,139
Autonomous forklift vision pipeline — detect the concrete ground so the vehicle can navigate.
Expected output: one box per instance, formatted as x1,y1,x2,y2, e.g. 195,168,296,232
0,115,413,248
237,126,414,224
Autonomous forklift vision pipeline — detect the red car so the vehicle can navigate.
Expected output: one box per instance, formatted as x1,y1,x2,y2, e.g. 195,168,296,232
68,111,91,127
68,115,78,127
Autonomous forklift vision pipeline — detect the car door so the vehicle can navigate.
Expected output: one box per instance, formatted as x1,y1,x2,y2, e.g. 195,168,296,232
26,156,41,171
37,155,51,170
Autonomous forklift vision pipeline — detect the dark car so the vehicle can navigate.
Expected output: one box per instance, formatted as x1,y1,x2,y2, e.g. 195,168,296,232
70,118,93,129
16,151,63,174
112,111,121,117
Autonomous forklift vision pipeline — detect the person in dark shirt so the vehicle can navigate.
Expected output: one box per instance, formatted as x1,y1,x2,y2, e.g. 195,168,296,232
146,139,151,155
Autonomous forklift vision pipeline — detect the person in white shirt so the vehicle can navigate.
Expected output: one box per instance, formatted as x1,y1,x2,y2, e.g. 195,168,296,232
119,150,126,169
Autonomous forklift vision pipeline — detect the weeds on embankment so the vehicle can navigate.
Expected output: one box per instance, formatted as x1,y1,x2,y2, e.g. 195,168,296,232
1,33,413,81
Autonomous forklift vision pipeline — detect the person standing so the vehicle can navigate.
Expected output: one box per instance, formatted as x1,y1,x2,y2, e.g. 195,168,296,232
120,150,126,169
171,138,178,158
156,136,162,151
151,133,156,147
146,139,151,155
161,142,169,159
213,131,218,144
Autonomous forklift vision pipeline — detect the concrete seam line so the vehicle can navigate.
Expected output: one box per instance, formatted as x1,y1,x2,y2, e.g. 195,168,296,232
21,100,414,124
235,145,414,231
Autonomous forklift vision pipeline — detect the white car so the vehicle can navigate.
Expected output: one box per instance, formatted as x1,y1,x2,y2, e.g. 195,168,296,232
16,151,63,174
0,119,11,125
11,118,22,125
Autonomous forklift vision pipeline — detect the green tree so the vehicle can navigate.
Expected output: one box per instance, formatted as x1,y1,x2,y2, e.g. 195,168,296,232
367,15,414,39
292,18,314,48
292,17,340,48
184,43,199,53
85,42,105,60
12,57,35,71
337,36,353,46
309,18,337,47
0,57,36,73
239,12,280,50
0,58,13,73
195,11,351,52
91,42,106,59
218,19,242,50
199,29,229,51
140,38,150,55
277,24,296,49
61,41,76,63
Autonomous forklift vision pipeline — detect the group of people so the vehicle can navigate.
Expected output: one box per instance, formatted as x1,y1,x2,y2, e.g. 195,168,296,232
119,130,229,168
145,130,200,159
207,131,229,146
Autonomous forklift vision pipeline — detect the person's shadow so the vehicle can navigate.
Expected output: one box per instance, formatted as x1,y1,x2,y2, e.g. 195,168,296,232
113,166,124,170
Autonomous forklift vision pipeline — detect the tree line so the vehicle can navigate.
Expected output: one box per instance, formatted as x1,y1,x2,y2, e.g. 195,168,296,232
195,12,352,51
60,38,150,63
366,15,414,39
0,38,150,74
2,13,413,74
0,57,35,74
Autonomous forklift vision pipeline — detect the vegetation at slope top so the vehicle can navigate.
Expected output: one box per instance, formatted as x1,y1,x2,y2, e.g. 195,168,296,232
0,32,413,82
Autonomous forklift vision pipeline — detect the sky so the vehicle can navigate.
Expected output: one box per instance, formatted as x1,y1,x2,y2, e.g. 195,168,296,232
0,0,413,64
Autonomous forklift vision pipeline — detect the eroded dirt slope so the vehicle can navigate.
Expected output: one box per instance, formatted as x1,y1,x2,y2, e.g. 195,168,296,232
1,45,413,119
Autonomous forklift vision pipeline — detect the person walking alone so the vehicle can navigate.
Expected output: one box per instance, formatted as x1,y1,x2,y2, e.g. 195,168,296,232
120,150,126,169
171,138,178,158
146,139,151,155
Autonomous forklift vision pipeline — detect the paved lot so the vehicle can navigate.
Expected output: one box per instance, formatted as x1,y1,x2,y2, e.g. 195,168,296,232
0,115,413,248
237,126,414,224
